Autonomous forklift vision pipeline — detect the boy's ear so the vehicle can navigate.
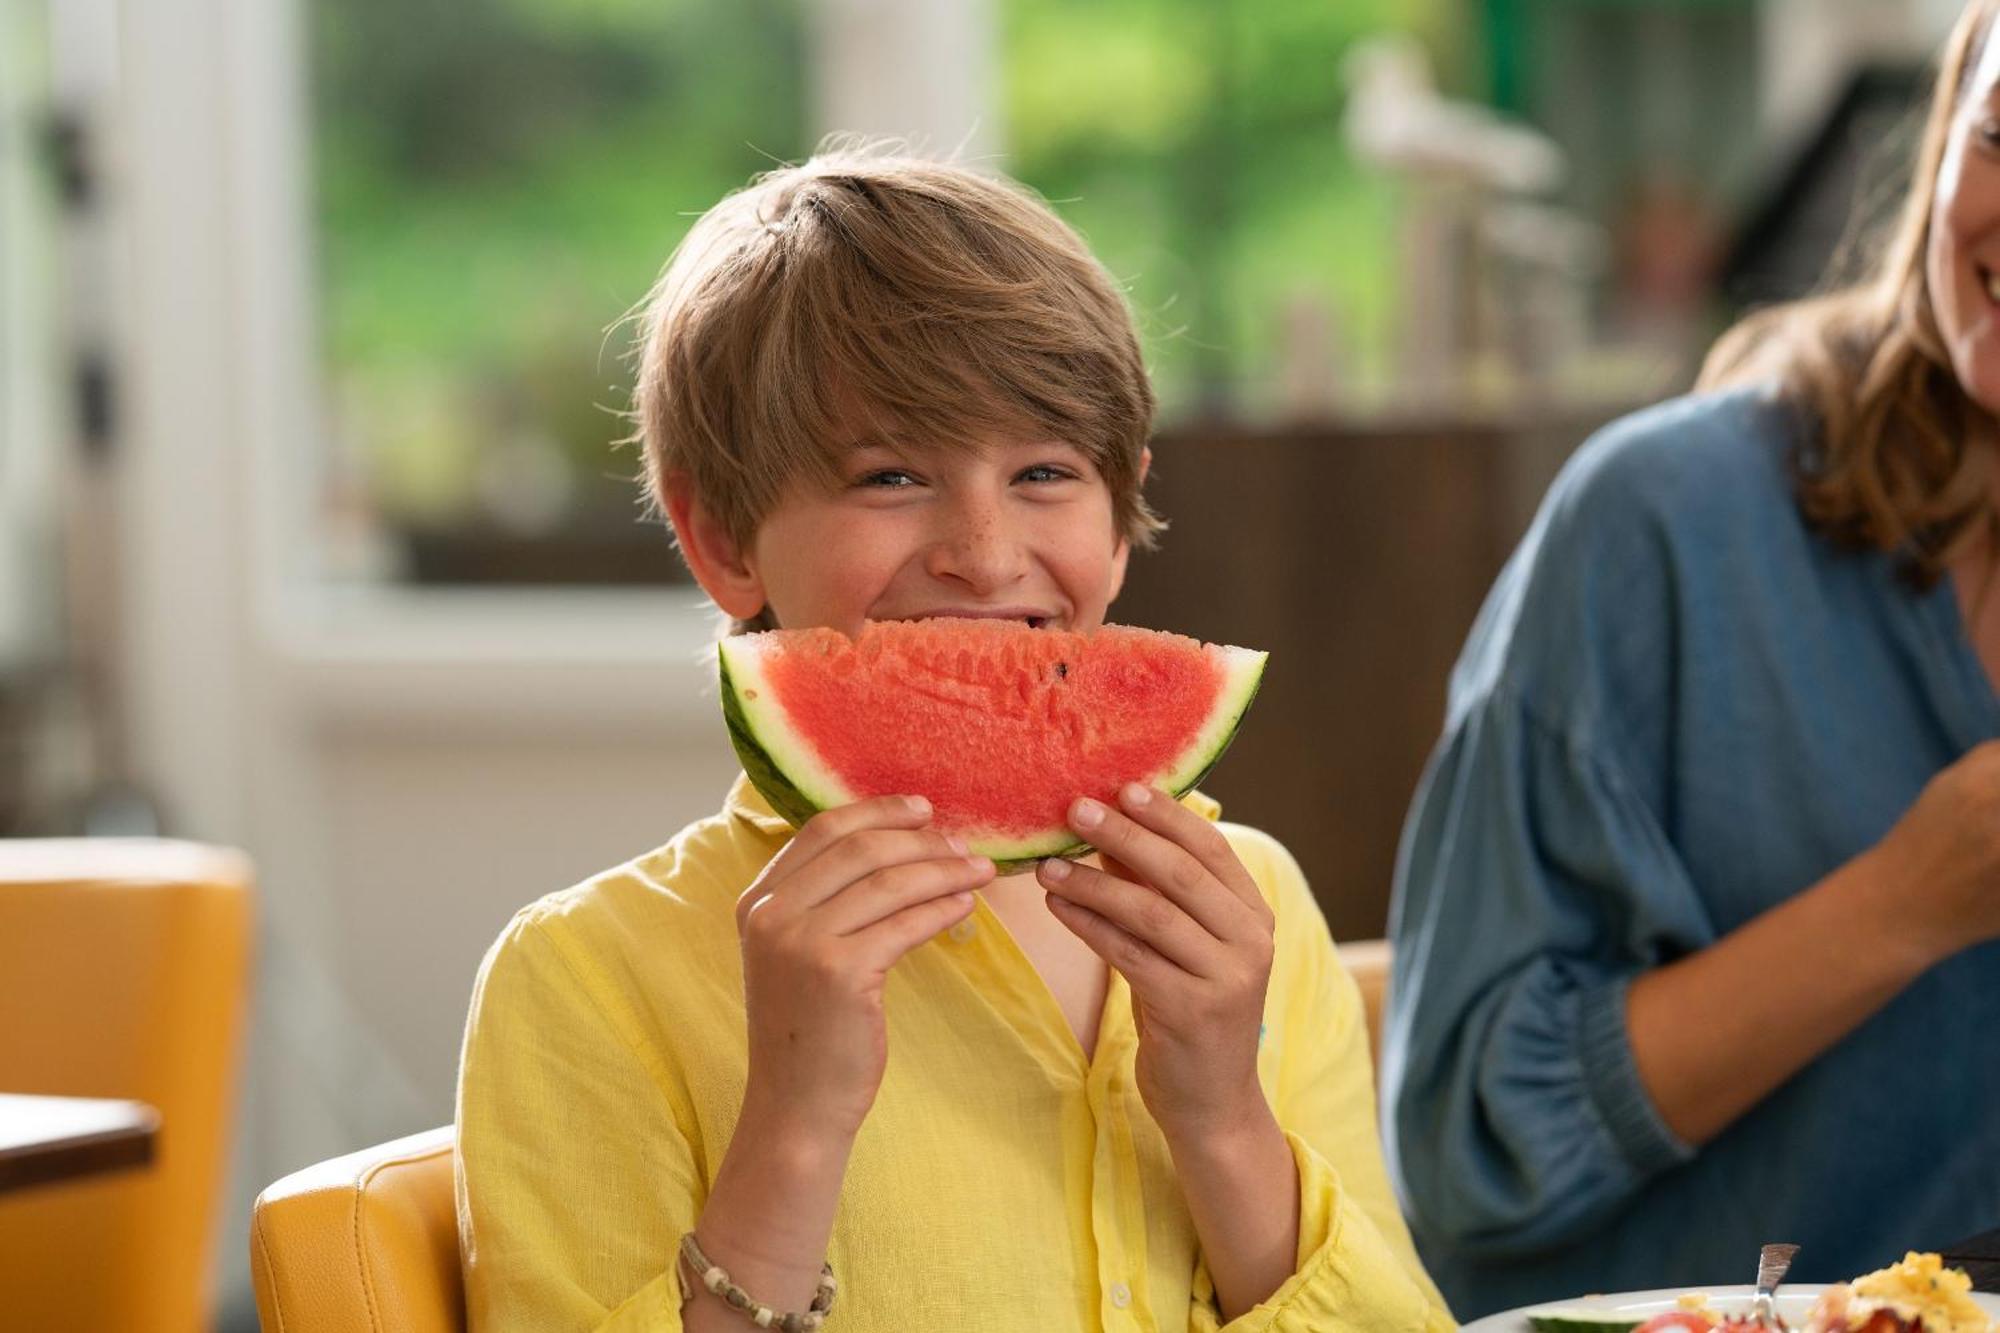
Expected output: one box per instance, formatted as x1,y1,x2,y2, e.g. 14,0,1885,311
661,474,768,622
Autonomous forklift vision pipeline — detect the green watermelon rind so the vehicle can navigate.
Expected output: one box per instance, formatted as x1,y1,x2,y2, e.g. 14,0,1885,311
718,640,871,837
717,630,1268,874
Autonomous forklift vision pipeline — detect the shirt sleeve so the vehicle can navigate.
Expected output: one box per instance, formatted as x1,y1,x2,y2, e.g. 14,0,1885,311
1382,688,1701,1263
1189,829,1457,1333
456,907,703,1331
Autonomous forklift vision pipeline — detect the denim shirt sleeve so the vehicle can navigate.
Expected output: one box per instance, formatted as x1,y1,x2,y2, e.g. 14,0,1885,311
1383,688,1698,1260
1374,397,1791,1261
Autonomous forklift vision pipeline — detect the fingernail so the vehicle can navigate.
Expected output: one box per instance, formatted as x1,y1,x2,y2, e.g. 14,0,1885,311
1122,783,1151,807
965,856,992,874
946,835,968,855
1071,798,1105,829
906,795,931,816
1041,857,1071,882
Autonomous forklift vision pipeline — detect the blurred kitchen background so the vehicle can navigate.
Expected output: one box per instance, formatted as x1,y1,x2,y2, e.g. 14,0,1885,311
0,0,1965,1326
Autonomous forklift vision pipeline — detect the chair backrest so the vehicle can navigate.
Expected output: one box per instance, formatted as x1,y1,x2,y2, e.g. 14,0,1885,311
252,1124,464,1333
1336,937,1392,1071
0,838,254,1332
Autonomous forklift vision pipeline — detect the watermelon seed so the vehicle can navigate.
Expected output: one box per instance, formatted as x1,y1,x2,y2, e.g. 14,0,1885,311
744,689,758,700
1056,662,1068,679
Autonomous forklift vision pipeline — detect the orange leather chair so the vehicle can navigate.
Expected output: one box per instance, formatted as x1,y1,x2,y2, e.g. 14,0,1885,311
251,1125,464,1332
0,838,254,1332
1336,937,1393,1071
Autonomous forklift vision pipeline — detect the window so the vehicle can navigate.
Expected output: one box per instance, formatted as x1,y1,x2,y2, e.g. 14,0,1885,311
308,0,1469,586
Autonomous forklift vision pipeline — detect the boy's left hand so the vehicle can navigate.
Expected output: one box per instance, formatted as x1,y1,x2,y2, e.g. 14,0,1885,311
1036,784,1277,1145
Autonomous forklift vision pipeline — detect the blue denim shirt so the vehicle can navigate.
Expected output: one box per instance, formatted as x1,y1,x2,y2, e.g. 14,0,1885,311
1385,387,2000,1317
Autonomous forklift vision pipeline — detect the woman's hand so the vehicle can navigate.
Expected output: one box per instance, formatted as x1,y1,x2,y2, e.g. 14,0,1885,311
735,795,995,1145
1867,738,2000,967
1626,740,2000,1147
1035,784,1277,1143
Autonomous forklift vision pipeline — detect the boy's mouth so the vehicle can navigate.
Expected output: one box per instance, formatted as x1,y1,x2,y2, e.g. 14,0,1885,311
890,610,1057,629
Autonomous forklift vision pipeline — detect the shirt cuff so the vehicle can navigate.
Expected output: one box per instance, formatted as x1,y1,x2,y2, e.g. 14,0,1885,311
1189,1131,1450,1333
1576,971,1695,1178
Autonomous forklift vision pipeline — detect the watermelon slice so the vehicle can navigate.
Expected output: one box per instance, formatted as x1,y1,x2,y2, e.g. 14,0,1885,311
718,619,1267,870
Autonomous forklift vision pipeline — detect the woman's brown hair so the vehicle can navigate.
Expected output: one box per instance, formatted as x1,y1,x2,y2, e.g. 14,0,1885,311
1699,0,2000,585
629,139,1163,566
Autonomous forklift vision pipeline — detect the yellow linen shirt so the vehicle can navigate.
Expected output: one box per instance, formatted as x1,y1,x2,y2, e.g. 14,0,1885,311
456,776,1454,1332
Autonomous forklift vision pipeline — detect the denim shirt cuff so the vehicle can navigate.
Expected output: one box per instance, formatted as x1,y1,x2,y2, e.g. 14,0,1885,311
1576,972,1695,1177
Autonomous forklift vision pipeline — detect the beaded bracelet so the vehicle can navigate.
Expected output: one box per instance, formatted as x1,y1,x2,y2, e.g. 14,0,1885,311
676,1231,838,1331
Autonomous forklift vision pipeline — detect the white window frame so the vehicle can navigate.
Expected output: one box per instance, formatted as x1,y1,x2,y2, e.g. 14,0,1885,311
0,0,59,668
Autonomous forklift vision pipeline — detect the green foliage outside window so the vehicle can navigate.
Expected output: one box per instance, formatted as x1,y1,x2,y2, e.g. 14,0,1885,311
1002,0,1450,417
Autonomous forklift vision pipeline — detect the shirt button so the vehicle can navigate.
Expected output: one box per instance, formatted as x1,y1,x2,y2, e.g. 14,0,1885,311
1110,1283,1132,1308
948,919,977,943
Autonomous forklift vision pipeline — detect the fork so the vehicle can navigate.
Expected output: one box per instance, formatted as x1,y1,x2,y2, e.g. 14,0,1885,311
1753,1243,1801,1327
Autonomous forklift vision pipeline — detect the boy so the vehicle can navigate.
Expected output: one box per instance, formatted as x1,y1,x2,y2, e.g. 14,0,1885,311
455,143,1452,1333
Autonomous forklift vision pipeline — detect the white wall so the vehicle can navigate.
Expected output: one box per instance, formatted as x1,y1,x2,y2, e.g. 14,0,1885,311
1759,0,1954,150
307,699,744,1113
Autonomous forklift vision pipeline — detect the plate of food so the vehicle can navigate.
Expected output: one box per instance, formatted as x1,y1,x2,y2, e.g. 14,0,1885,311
1465,1253,2000,1333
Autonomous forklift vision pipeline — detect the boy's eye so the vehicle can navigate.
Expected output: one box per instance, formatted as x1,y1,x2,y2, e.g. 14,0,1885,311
856,469,919,488
1017,464,1078,484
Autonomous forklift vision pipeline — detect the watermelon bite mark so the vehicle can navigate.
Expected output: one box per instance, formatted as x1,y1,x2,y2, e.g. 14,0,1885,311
719,619,1267,870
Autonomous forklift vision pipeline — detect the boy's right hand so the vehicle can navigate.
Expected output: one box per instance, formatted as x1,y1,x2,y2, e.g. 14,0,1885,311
733,795,993,1145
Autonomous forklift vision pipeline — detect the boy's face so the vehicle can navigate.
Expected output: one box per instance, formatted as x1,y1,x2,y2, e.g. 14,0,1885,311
688,429,1141,638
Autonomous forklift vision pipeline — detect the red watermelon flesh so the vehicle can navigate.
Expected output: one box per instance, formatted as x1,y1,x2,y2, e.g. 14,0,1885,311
718,619,1267,867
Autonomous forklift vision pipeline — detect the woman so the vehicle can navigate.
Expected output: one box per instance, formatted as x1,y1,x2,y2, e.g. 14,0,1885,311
1386,1,2000,1316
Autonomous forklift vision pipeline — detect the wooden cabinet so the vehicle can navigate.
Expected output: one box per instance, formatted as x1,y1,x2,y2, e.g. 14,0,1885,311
1115,411,1616,942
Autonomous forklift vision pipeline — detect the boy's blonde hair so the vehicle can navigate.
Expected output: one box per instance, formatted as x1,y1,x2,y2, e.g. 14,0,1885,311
631,141,1163,561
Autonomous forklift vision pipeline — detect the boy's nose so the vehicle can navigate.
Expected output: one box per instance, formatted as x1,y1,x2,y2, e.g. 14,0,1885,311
925,508,1028,594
